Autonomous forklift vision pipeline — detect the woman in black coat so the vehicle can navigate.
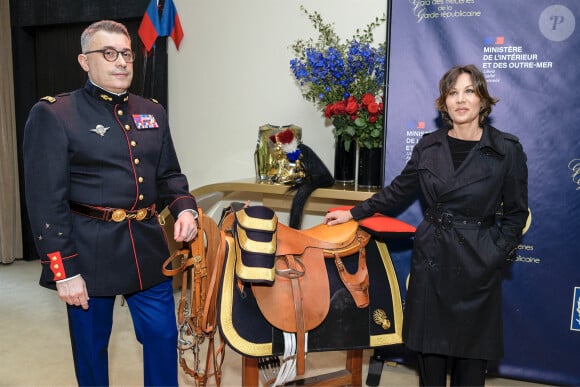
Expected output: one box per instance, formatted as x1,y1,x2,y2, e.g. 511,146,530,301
325,64,528,386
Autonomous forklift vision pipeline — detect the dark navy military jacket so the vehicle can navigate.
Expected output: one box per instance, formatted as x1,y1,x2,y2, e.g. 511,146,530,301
23,81,197,296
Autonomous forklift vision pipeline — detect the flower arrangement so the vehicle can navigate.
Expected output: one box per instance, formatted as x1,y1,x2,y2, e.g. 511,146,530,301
290,6,386,150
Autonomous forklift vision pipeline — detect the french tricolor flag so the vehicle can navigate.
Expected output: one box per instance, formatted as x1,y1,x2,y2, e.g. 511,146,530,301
138,0,184,53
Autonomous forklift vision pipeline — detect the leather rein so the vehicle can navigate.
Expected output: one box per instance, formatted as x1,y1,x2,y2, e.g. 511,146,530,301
162,209,227,387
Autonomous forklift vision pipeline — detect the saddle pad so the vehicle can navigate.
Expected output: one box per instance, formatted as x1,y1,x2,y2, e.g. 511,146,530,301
218,236,404,357
234,206,278,284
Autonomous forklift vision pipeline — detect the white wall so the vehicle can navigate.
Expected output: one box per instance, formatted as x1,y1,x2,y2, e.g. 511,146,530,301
167,0,387,191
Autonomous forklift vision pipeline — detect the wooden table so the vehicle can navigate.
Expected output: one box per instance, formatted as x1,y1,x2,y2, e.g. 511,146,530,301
187,178,375,213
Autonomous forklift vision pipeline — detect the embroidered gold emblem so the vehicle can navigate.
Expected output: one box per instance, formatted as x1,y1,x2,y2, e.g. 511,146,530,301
100,94,113,101
373,309,391,330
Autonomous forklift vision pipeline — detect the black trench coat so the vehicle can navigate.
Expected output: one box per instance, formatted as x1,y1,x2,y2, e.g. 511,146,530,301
351,125,528,360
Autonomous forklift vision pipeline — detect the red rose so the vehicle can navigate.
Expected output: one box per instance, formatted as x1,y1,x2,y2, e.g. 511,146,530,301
324,104,334,118
345,99,359,115
334,101,346,115
367,101,379,114
325,101,348,117
368,115,378,123
361,93,375,106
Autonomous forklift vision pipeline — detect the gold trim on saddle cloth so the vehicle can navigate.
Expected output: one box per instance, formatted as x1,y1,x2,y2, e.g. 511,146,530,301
234,233,277,283
233,206,278,283
235,208,278,231
220,236,273,357
236,226,277,254
369,241,404,347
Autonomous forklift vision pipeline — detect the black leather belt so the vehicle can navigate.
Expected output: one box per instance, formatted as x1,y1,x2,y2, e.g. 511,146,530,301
424,208,494,228
70,201,156,222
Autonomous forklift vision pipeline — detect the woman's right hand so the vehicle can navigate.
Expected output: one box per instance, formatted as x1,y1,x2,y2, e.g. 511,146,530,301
324,210,353,226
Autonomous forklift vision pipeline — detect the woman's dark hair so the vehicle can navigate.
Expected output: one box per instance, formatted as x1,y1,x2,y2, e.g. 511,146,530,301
435,64,498,127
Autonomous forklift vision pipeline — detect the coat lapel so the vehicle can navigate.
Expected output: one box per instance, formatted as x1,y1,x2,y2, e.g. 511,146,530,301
421,126,504,197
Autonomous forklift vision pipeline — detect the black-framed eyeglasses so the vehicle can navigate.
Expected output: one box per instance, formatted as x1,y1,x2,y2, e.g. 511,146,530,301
83,48,136,63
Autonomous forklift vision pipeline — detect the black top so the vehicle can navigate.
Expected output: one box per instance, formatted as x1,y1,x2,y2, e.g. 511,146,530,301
447,135,479,169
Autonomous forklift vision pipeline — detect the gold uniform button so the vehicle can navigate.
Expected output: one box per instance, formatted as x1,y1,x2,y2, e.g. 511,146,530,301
131,141,137,147
134,158,140,164
51,256,58,261
55,272,62,278
125,124,131,131
53,264,59,269
138,176,144,183
117,110,124,116
139,194,144,201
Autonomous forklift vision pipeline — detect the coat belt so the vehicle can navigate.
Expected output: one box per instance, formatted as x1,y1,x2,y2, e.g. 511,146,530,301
70,201,156,222
424,208,494,229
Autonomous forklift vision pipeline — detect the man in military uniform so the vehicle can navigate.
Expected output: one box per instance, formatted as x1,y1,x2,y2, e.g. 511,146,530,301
23,20,198,386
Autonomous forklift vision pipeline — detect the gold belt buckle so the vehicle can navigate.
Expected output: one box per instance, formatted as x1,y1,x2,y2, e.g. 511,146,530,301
111,209,126,222
135,208,148,221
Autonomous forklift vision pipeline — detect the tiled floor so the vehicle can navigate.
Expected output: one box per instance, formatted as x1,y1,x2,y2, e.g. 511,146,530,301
0,260,553,386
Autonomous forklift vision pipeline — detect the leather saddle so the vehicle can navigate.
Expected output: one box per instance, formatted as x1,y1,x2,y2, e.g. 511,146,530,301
229,206,371,376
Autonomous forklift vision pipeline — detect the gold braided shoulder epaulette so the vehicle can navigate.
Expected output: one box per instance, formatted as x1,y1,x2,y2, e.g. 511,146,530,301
40,96,56,103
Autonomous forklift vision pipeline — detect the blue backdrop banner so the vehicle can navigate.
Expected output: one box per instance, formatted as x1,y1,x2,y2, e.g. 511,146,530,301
383,1,580,385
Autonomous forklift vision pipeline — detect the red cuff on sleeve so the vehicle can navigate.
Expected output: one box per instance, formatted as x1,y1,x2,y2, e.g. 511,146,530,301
46,251,66,281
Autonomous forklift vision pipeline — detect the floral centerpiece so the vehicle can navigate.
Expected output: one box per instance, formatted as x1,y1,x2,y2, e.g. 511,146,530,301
290,6,386,151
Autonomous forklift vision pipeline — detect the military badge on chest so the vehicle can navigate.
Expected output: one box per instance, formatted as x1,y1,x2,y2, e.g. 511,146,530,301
90,124,110,137
132,114,159,129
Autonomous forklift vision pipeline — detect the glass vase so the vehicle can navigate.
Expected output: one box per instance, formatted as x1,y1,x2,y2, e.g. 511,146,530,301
357,147,383,189
334,135,356,185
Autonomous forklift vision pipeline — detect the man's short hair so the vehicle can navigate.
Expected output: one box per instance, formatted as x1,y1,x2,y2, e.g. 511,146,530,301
80,20,131,51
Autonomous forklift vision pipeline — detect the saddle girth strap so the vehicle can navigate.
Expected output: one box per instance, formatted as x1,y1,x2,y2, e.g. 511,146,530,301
286,254,307,376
